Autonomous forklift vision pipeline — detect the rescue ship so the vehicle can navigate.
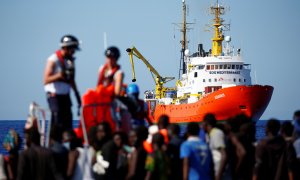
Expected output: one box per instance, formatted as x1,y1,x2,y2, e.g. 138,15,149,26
127,0,273,123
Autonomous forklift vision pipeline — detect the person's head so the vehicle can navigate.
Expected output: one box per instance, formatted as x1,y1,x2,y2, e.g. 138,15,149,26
280,121,294,138
202,113,217,132
105,46,120,66
96,122,112,141
24,127,40,147
3,129,21,154
187,122,200,136
294,110,300,121
158,115,170,129
60,35,80,58
128,130,137,147
168,124,181,137
62,129,82,150
134,125,148,146
266,119,281,137
113,131,128,148
126,83,140,99
151,133,165,150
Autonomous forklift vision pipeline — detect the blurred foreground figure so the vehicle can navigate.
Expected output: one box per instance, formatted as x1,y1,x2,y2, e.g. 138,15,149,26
44,35,81,136
17,127,63,180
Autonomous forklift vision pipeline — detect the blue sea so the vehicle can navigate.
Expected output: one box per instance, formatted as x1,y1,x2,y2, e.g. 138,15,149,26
0,120,267,155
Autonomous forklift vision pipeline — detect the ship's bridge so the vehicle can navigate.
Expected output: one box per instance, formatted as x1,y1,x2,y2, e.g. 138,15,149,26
177,54,252,101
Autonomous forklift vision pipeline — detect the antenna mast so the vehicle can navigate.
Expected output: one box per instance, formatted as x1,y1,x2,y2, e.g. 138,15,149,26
179,0,187,77
210,0,225,56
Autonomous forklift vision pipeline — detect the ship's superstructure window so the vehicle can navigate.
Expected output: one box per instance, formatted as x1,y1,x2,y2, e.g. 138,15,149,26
198,65,205,69
214,78,217,82
194,72,198,77
203,79,205,82
239,79,241,82
233,78,236,82
205,64,244,70
209,79,211,82
244,79,246,82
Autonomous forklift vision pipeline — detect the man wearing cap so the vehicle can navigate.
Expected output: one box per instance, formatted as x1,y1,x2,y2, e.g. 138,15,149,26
44,35,81,134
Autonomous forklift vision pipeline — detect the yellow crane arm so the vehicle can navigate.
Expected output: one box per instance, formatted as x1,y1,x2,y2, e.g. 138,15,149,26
126,46,175,83
126,46,175,99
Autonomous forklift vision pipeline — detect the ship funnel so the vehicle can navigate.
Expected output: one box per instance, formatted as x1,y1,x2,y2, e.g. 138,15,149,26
198,44,205,57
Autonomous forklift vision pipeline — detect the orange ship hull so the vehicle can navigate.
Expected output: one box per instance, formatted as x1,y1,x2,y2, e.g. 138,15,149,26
151,85,273,123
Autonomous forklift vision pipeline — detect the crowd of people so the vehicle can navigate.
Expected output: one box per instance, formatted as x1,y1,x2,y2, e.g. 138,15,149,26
0,35,299,180
0,111,300,180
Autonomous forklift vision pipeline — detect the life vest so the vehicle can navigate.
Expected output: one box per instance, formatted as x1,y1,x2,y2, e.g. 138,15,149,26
56,50,75,82
76,64,120,139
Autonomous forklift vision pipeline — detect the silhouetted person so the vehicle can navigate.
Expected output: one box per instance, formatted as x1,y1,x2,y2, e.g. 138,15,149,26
253,119,289,180
180,122,213,180
167,124,183,180
202,113,226,180
126,126,148,180
17,127,63,180
49,125,68,179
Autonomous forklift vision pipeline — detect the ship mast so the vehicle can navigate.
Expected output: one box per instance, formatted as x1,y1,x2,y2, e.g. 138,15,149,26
210,0,225,56
179,0,187,76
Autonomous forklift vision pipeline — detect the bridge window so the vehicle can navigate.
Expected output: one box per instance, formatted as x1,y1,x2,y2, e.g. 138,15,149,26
207,65,210,70
194,72,198,77
198,65,205,69
224,64,227,69
240,65,243,69
215,65,218,69
219,64,223,69
232,64,235,69
211,65,214,70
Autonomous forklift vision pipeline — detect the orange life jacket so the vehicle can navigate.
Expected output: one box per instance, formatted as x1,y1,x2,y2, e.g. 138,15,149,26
76,64,120,139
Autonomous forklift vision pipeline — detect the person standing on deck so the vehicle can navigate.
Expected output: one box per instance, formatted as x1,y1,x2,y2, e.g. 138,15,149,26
96,46,124,131
44,35,81,135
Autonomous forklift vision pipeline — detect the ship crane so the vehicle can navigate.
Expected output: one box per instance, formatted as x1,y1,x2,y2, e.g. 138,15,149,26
126,46,175,99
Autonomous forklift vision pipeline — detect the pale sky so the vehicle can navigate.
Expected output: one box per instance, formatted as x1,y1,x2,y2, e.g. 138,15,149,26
0,0,299,120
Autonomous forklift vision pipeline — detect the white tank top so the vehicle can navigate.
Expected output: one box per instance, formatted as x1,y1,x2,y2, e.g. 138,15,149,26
44,53,71,95
72,147,95,180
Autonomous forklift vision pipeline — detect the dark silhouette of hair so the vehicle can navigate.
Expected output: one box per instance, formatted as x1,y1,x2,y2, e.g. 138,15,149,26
187,122,200,136
281,121,294,137
294,110,300,120
203,113,217,127
114,131,128,146
158,115,170,129
135,125,148,145
152,133,165,148
169,124,181,136
99,122,112,138
266,119,281,136
25,127,40,146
